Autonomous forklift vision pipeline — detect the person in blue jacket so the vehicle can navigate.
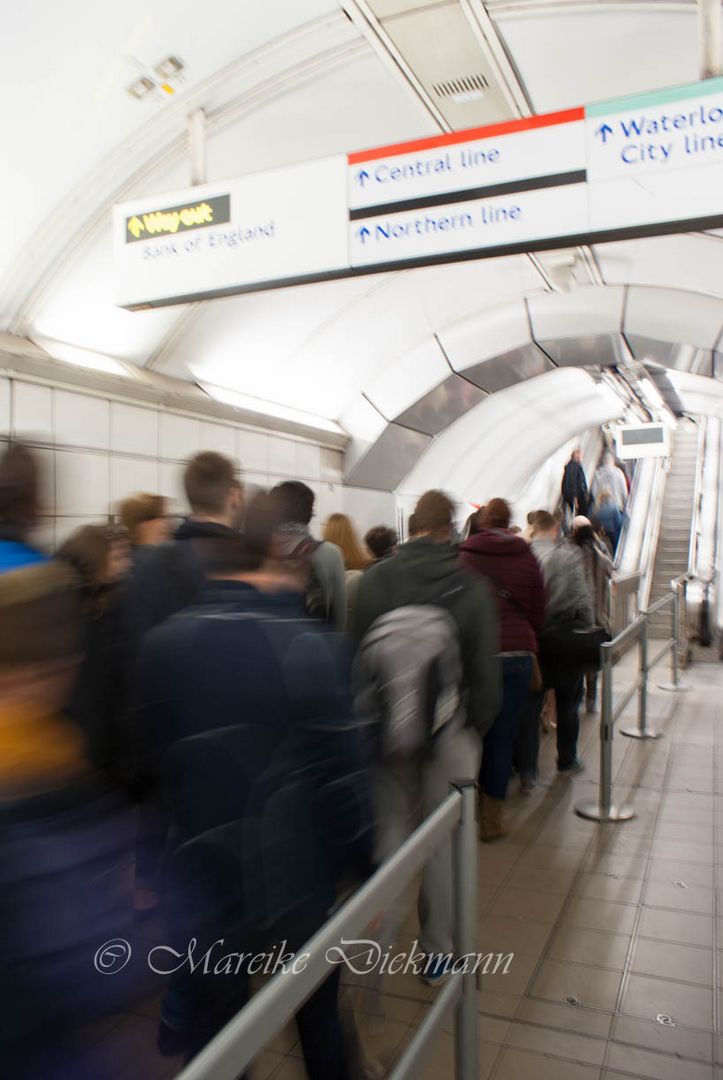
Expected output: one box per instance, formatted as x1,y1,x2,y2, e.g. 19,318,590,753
0,442,49,574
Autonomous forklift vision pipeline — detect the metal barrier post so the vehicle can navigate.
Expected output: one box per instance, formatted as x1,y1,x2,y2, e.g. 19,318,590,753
451,780,478,1080
576,644,635,822
659,580,691,692
621,616,661,740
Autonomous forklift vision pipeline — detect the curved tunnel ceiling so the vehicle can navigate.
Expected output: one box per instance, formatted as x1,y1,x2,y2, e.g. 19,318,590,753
2,0,723,497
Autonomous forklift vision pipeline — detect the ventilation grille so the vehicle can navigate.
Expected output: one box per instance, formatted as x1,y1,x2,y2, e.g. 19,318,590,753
432,73,489,100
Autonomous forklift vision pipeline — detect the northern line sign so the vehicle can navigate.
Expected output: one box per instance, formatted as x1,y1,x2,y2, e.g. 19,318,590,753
114,76,723,309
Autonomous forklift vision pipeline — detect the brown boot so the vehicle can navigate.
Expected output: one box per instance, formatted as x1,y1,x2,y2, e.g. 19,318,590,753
479,794,507,843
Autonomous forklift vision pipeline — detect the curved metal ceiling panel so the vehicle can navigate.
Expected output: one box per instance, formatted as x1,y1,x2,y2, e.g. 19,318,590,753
345,422,431,489
625,287,723,351
628,336,714,377
438,300,532,370
392,373,486,435
494,8,700,114
460,343,553,392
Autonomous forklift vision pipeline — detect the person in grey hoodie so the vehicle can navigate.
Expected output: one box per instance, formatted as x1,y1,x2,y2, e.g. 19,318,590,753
591,452,628,512
530,511,593,774
353,490,500,984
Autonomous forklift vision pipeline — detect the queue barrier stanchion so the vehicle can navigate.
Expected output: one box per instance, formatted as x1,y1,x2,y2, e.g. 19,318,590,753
575,641,635,823
659,579,691,693
621,616,662,740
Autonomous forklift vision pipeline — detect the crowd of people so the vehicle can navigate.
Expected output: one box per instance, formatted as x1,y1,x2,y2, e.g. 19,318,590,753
0,438,629,1078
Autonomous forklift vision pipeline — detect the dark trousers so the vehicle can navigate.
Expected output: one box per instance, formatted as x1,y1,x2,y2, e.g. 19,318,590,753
479,655,533,800
549,669,585,769
514,688,545,779
163,910,357,1080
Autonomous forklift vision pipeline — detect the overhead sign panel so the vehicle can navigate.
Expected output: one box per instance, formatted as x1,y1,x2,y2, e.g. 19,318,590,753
348,109,585,214
349,183,588,268
114,156,348,308
115,77,723,309
586,77,723,232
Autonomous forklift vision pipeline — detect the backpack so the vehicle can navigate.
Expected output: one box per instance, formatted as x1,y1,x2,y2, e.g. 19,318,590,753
354,605,463,759
292,537,328,622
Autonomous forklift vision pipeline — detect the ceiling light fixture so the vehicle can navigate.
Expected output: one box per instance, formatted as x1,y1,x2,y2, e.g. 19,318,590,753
126,76,155,100
31,335,133,378
197,381,344,436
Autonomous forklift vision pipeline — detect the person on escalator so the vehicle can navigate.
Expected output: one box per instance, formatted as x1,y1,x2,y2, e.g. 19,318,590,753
561,448,591,529
591,451,628,512
594,487,624,555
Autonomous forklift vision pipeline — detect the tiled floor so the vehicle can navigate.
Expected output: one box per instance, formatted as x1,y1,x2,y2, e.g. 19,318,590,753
337,656,723,1080
88,655,723,1079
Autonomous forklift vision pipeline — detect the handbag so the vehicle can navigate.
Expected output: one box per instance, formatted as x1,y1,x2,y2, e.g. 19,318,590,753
538,622,611,672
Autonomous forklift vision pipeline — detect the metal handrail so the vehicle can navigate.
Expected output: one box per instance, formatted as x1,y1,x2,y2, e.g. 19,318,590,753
175,781,479,1080
576,574,690,824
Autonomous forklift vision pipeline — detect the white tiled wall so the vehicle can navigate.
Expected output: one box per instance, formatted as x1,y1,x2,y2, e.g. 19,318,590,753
0,374,396,552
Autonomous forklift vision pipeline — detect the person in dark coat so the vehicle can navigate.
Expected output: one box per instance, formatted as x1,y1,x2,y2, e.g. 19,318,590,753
0,442,49,574
127,453,243,640
459,499,546,840
0,561,137,1076
57,523,132,783
561,448,590,527
135,491,372,1076
124,452,242,917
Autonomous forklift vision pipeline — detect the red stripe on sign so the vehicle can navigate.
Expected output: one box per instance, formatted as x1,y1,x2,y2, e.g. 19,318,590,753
347,107,585,165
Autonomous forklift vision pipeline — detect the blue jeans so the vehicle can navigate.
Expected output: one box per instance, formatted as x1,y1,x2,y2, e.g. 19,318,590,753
479,655,533,800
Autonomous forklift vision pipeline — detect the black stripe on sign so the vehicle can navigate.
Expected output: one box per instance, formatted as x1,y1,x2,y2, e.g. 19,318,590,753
349,170,587,222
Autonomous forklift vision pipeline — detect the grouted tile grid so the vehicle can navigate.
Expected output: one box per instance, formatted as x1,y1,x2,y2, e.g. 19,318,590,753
351,658,722,1080
93,661,722,1079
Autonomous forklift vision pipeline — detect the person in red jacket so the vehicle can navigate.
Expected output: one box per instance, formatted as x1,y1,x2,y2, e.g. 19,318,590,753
459,498,546,841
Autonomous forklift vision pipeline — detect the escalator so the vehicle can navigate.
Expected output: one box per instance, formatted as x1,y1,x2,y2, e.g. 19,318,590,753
647,423,698,638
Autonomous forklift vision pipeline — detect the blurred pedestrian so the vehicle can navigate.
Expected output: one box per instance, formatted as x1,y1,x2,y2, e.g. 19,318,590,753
0,442,49,573
364,525,398,565
561,448,590,528
57,524,132,781
323,512,371,628
459,498,545,837
0,560,136,1075
271,481,347,630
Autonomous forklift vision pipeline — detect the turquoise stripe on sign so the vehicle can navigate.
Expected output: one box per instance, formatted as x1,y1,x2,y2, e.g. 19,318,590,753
586,76,723,118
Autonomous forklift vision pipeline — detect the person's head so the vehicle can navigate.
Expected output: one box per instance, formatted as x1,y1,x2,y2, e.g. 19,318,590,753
407,512,420,539
571,448,581,463
530,510,558,541
572,516,595,546
57,525,130,610
0,561,83,720
596,486,613,508
480,498,512,530
413,490,455,543
365,525,398,562
602,451,614,467
119,493,169,547
270,480,315,527
322,513,370,571
183,452,242,527
0,442,40,539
